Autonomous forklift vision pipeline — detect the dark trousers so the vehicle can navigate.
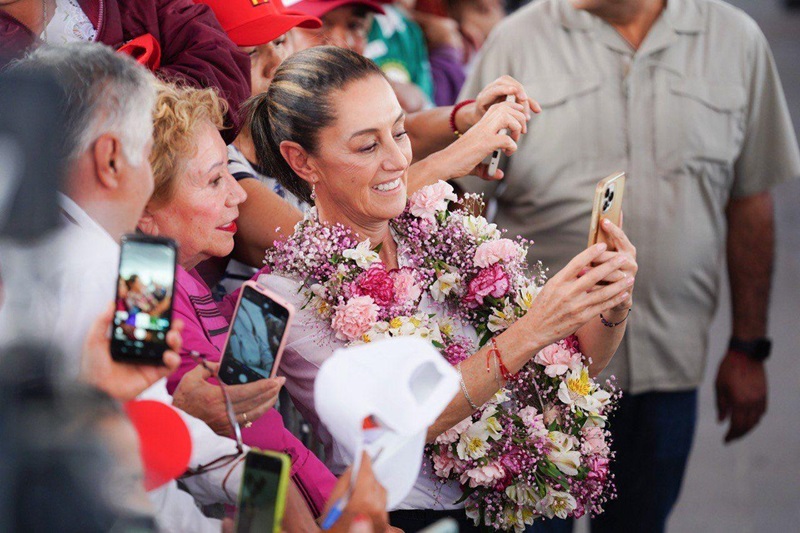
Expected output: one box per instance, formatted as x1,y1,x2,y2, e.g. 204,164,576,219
527,390,698,533
389,509,480,532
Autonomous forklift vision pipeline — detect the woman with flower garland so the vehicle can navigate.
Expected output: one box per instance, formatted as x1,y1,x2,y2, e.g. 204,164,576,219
251,46,638,531
138,82,338,522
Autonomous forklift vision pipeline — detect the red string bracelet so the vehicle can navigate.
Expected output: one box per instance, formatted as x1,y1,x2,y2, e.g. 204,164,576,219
489,337,517,382
449,99,475,138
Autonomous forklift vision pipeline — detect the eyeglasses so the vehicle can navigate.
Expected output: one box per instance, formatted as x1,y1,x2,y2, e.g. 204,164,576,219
182,351,244,478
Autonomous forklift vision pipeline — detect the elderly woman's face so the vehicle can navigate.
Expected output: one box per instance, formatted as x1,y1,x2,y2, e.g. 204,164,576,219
146,120,247,268
310,75,411,225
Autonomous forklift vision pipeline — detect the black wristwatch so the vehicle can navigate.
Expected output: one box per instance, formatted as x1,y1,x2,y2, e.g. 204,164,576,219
728,337,772,362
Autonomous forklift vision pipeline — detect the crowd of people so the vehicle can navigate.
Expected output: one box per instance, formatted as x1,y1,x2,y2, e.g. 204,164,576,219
0,0,798,532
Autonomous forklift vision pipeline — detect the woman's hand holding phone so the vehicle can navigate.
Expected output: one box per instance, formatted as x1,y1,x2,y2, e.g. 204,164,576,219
436,98,529,182
80,302,183,401
582,217,638,315
172,361,284,436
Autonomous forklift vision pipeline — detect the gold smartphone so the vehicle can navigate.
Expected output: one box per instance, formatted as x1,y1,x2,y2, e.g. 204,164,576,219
588,172,626,250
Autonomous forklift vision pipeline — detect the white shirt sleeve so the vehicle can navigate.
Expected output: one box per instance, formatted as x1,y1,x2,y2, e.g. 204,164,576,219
148,480,223,533
138,379,247,506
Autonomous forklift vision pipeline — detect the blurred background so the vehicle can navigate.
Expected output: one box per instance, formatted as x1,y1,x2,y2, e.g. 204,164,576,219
571,1,800,531
668,1,800,531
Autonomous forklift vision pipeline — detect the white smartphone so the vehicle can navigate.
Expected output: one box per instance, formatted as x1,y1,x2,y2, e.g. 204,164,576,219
483,94,517,176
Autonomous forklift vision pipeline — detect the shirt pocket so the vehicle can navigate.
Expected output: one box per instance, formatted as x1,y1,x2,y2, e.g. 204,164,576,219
655,78,747,185
523,76,603,159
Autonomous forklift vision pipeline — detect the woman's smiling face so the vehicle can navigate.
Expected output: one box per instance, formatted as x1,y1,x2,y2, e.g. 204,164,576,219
307,74,412,229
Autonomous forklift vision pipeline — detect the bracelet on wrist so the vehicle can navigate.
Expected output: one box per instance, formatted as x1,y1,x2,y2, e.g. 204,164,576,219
489,337,516,381
457,362,479,410
449,99,475,138
600,308,631,328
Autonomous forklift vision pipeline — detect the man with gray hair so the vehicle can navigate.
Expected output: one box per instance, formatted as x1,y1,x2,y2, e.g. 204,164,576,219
0,42,248,532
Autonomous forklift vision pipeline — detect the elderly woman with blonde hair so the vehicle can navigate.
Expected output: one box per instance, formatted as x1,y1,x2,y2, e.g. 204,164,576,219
137,82,337,520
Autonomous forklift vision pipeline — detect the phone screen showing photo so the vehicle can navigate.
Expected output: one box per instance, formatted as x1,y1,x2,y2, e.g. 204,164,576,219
237,455,283,533
221,285,290,384
112,238,176,361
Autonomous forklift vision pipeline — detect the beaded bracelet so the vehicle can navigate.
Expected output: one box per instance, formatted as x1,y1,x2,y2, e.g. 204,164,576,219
457,362,479,410
490,337,516,381
600,308,632,327
449,99,475,138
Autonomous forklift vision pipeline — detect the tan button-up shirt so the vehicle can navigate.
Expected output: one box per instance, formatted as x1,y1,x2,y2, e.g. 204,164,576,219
459,0,800,393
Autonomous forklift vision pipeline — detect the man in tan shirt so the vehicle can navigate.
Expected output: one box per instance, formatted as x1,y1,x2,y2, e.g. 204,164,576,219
458,0,800,531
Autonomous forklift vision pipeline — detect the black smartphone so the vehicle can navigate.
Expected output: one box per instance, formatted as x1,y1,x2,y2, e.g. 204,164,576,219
218,281,294,386
110,234,178,365
235,451,291,533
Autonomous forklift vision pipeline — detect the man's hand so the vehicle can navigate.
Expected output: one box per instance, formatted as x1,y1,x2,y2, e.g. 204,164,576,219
172,361,284,436
715,350,768,443
80,302,183,401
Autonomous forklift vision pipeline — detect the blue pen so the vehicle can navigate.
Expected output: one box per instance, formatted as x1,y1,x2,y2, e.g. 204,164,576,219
321,429,388,530
320,491,351,530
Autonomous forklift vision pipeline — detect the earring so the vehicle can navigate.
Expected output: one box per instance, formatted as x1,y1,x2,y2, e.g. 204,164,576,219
310,183,317,202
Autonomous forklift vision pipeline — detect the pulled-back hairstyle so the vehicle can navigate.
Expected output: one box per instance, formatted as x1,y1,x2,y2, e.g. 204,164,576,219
149,82,228,207
248,46,385,205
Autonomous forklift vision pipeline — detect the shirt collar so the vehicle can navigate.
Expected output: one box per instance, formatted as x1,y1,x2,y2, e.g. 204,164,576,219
58,193,117,244
558,0,706,34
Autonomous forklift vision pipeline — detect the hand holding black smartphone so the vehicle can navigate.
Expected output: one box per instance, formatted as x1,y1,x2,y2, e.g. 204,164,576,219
218,281,294,386
110,234,178,365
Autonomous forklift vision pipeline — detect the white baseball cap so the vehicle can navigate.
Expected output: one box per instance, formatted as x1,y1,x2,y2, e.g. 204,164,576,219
314,337,459,508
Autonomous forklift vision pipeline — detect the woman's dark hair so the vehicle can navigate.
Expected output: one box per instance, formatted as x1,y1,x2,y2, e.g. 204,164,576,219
247,46,386,205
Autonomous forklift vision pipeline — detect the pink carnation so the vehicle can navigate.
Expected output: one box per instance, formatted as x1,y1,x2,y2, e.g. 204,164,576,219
518,406,547,437
408,181,457,221
473,238,522,268
581,427,609,457
534,343,582,377
354,265,395,307
460,463,505,488
331,296,379,341
587,456,610,483
389,267,421,303
463,264,510,308
432,450,456,478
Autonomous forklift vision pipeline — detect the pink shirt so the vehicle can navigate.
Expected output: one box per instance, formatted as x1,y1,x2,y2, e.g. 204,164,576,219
167,266,336,516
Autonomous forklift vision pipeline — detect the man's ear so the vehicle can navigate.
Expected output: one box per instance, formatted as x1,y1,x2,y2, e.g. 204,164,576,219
137,207,159,236
279,140,319,187
93,133,124,190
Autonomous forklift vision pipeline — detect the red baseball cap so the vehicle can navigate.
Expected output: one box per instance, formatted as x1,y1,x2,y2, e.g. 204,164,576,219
283,0,387,18
197,0,322,47
124,400,193,491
